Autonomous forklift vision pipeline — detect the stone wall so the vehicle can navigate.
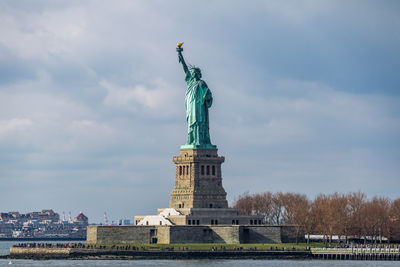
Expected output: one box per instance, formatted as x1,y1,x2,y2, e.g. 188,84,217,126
212,226,240,244
170,149,228,209
156,226,170,244
10,247,71,255
167,215,187,225
87,225,301,244
86,225,97,243
87,225,156,244
281,225,305,243
240,226,282,243
169,226,240,244
9,247,313,260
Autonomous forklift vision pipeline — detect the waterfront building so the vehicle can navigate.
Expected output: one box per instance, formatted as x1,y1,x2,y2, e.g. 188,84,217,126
0,210,88,238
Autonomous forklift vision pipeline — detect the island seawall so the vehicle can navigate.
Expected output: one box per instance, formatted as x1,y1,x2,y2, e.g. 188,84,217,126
86,225,299,244
9,246,312,260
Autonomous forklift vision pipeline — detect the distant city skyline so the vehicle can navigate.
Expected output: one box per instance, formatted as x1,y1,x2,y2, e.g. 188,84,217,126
0,209,88,238
0,1,399,223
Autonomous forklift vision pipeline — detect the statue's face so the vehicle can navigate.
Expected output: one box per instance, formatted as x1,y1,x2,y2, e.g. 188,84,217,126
190,68,201,79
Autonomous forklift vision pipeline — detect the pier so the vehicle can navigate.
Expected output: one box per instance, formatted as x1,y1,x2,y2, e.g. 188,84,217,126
312,247,400,261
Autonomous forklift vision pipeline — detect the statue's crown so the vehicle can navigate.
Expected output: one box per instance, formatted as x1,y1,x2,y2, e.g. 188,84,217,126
189,65,201,72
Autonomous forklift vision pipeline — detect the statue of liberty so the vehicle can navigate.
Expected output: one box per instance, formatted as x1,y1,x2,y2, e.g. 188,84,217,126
176,43,216,149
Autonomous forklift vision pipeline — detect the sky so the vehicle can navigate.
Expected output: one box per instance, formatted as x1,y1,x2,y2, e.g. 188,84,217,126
0,0,399,223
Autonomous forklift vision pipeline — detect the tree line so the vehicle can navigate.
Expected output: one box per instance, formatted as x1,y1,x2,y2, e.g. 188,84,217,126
232,191,400,244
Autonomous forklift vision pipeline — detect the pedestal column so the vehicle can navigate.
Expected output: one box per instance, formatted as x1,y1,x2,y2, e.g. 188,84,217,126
170,149,228,209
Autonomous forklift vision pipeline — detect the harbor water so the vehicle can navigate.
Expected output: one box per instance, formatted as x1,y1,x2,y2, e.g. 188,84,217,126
1,241,400,266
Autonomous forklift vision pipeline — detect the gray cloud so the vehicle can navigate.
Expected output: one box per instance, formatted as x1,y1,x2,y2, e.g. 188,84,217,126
0,1,399,223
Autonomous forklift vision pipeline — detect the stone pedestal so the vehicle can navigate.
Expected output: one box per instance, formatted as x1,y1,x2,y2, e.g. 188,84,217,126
169,149,228,209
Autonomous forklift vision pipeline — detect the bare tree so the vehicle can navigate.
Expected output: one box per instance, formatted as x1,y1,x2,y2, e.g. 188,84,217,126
371,197,391,243
270,192,285,225
252,192,273,223
304,201,317,244
389,198,400,242
330,193,348,243
359,198,390,244
233,191,395,244
346,191,366,241
313,194,330,244
281,192,310,244
233,192,253,215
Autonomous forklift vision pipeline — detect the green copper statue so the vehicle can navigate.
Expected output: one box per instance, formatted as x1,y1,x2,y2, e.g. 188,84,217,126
176,42,216,150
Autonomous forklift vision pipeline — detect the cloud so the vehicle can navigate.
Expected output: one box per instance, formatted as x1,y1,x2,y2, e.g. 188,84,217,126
0,3,87,60
101,79,180,117
0,1,399,222
0,118,33,139
213,79,400,151
210,78,400,202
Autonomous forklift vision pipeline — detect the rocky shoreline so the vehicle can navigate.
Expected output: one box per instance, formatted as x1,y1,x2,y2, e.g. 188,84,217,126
8,247,312,260
0,237,85,242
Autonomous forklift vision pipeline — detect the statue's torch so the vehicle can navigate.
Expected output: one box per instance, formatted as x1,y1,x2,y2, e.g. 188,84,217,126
176,42,184,62
176,42,184,52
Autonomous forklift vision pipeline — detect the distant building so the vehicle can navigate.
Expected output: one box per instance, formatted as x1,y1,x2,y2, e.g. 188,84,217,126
0,221,14,237
119,219,131,225
74,212,88,225
0,210,88,239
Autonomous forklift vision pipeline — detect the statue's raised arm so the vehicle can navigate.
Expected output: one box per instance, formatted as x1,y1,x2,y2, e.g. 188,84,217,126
175,42,216,150
176,42,190,79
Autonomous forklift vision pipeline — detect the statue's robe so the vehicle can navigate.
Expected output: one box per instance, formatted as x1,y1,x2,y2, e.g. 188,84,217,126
185,74,213,145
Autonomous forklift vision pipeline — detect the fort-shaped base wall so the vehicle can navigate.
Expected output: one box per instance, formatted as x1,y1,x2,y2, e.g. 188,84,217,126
86,225,303,244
